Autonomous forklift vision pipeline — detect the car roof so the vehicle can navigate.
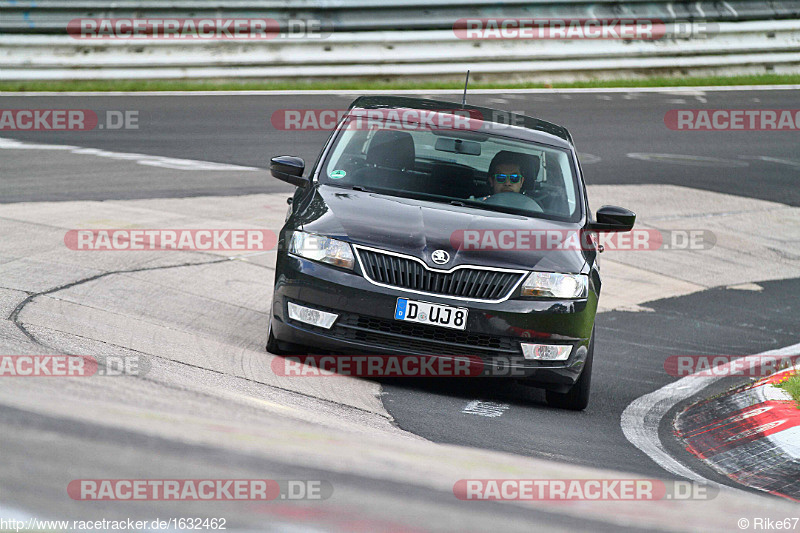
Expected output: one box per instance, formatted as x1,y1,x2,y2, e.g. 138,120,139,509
348,95,574,149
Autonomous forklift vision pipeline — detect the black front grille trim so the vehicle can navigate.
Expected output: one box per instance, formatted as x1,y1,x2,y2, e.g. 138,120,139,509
355,246,524,301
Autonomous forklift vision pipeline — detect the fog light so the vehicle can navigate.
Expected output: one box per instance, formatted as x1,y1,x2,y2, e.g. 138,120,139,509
520,343,572,361
288,302,338,329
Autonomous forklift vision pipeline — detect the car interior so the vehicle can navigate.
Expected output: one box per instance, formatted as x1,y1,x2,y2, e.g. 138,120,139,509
327,125,573,217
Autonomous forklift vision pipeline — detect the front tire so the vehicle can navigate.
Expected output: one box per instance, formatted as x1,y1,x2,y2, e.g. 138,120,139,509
266,326,286,355
266,317,306,356
545,333,594,411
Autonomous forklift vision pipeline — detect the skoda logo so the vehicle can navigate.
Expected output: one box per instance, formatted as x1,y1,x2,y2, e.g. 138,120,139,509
431,249,450,265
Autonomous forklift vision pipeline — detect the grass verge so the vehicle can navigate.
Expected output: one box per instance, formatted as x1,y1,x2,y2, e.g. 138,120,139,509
775,371,800,408
2,73,800,92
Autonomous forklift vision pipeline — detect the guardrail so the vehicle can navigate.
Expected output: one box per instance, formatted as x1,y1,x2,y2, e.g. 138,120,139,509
1,1,799,82
1,20,799,81
2,0,799,33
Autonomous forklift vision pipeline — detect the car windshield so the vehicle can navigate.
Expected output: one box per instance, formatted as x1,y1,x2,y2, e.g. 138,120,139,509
320,116,581,221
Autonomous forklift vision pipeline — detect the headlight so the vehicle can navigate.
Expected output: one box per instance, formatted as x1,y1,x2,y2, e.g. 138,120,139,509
289,231,355,270
521,272,588,298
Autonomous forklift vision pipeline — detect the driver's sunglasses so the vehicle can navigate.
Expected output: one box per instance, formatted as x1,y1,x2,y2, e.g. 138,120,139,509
493,173,523,184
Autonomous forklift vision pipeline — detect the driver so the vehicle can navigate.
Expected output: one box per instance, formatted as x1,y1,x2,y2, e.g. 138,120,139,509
478,151,526,200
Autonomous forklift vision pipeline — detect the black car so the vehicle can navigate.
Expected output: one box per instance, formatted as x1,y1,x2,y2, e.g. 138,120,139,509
267,96,634,410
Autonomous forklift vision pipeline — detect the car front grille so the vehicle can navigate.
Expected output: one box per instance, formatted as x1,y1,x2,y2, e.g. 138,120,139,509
355,247,524,301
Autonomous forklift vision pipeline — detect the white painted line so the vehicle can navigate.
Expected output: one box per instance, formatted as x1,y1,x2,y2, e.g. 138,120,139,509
725,283,764,292
627,153,750,168
754,362,799,403
3,85,800,97
768,426,800,459
760,383,793,402
462,400,509,418
621,342,800,483
579,153,602,164
740,155,800,169
0,137,262,172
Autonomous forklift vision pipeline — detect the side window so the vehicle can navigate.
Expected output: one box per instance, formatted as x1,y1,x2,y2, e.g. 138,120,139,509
547,151,577,215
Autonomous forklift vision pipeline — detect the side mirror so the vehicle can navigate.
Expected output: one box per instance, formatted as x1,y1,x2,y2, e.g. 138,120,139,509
270,156,309,188
589,205,635,232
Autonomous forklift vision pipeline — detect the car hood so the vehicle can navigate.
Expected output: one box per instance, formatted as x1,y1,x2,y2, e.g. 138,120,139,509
298,185,588,273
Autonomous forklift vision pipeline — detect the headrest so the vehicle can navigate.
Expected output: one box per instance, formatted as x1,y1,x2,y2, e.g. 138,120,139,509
366,130,415,171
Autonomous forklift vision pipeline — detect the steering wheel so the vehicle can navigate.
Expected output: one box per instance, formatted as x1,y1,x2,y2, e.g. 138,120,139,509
480,191,544,213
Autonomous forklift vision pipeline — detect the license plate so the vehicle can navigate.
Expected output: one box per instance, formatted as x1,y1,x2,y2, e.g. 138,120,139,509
394,298,468,330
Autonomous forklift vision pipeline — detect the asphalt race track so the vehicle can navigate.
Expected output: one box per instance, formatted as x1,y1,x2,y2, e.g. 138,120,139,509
2,89,800,205
0,88,798,531
382,278,800,480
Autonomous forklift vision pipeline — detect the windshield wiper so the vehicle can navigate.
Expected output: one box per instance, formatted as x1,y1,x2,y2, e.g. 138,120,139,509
351,185,372,192
446,198,533,217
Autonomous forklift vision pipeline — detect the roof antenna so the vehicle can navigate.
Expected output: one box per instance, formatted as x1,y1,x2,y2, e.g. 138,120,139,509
461,70,470,108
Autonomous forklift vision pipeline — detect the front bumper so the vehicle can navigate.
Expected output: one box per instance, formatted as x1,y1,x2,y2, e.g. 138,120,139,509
271,254,597,392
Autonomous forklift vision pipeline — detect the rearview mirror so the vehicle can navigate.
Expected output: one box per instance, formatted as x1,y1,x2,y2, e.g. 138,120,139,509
589,205,635,232
435,137,481,156
270,156,309,188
